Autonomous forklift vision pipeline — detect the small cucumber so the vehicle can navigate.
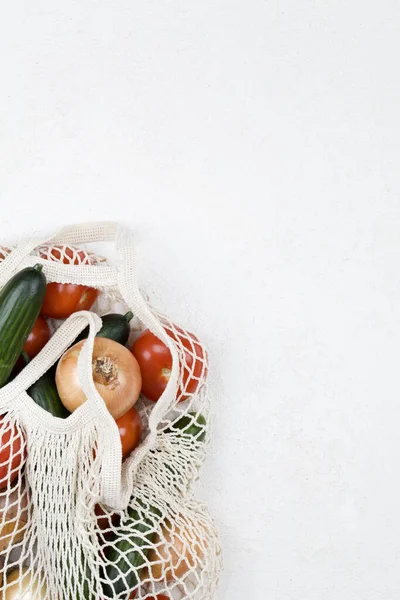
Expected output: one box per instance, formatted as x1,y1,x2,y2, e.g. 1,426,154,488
23,354,69,418
166,412,207,442
102,502,161,598
75,311,133,346
0,265,46,386
26,368,70,419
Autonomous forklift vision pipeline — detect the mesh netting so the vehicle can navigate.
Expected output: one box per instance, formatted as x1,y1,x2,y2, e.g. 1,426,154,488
0,226,221,600
37,244,106,266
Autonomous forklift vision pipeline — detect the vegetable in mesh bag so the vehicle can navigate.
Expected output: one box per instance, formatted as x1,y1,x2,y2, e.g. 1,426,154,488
0,265,46,386
38,244,101,319
0,224,221,600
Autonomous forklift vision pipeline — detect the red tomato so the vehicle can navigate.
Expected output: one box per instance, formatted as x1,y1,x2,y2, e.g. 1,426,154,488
115,407,143,459
41,283,99,319
0,418,25,489
131,327,206,403
23,316,51,358
39,245,99,319
42,245,92,265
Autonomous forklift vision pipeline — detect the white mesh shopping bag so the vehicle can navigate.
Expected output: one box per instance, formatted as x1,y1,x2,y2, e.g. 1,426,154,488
0,223,222,600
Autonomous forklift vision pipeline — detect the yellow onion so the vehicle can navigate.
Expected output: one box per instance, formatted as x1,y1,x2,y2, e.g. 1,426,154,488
0,483,29,554
147,521,204,582
4,568,47,599
56,338,142,418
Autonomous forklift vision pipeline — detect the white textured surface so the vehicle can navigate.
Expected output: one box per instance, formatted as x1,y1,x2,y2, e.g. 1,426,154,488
1,1,400,598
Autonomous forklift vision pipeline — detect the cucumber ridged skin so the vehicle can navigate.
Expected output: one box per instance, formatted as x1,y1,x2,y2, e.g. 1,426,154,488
0,265,46,387
75,312,133,346
102,504,161,599
27,370,70,418
166,412,207,442
22,351,69,418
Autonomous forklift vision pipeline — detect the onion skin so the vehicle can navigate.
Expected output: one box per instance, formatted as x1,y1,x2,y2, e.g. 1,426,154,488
0,483,29,553
4,568,47,599
56,338,142,418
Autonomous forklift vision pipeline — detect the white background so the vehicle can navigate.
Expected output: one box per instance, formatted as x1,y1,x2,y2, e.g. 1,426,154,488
1,2,400,599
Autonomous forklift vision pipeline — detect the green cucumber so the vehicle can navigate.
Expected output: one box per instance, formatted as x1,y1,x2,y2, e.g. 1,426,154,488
102,502,161,599
0,265,46,386
166,412,207,442
75,312,133,346
23,353,70,419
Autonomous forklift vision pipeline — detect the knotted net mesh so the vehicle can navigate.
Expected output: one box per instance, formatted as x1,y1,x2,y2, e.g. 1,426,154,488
0,231,221,600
